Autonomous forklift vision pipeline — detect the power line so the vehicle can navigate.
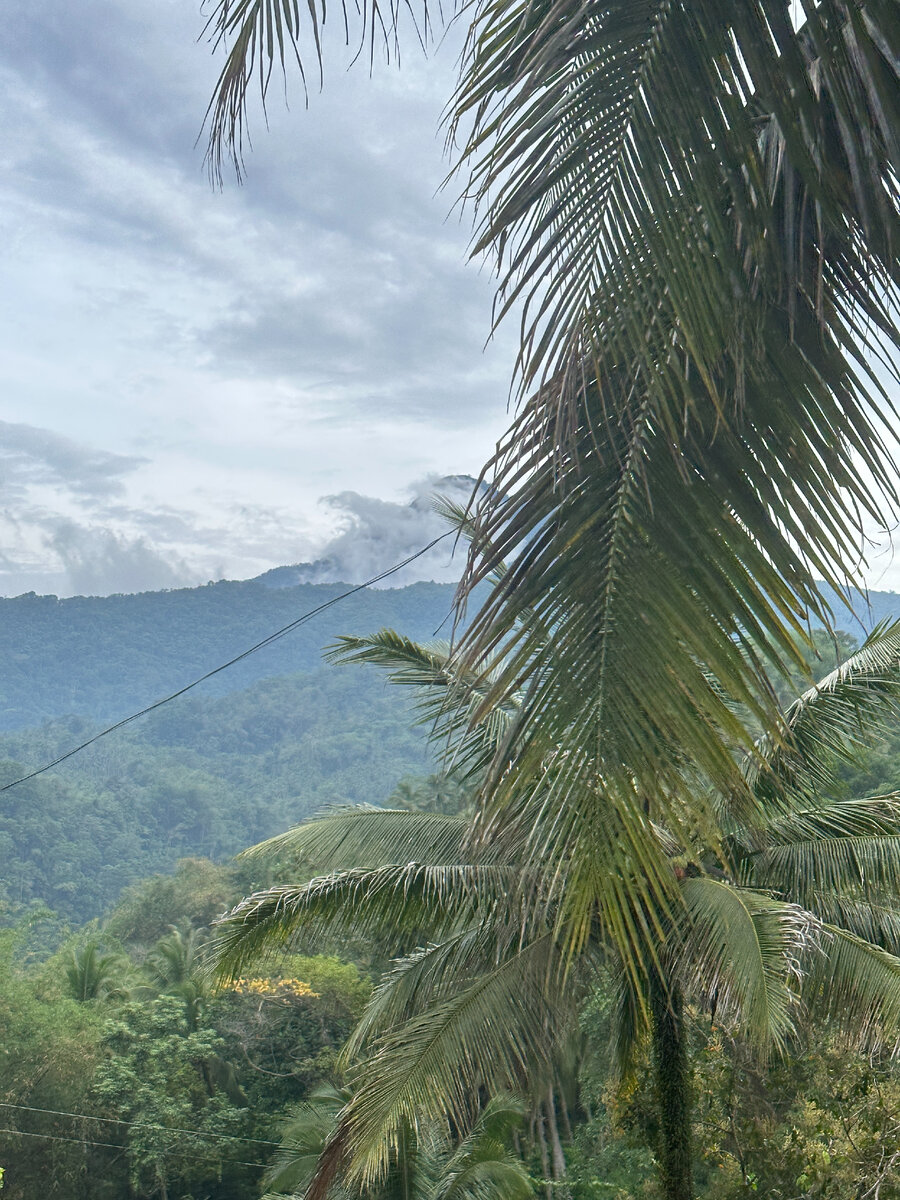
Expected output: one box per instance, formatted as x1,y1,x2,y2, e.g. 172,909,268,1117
0,530,455,794
0,1100,279,1147
0,1125,266,1169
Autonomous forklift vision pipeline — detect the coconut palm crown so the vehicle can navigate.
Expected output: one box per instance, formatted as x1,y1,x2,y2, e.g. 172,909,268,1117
213,618,900,1200
202,1,900,997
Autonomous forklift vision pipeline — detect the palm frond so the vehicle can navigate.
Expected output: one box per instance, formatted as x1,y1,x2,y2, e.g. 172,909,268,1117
678,876,812,1051
211,863,516,983
262,1085,349,1196
313,932,560,1194
437,1156,533,1200
454,0,899,399
202,0,444,182
801,923,900,1048
758,622,900,800
802,889,900,952
341,905,556,1062
240,806,472,869
326,629,520,779
452,0,899,981
744,794,900,899
607,973,649,1081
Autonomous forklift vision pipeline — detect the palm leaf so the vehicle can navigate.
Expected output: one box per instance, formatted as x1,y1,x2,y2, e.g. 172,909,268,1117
677,876,810,1052
457,0,898,391
757,622,900,801
743,794,900,898
212,863,516,983
800,923,900,1048
802,889,900,952
326,630,519,779
341,903,558,1062
240,806,473,869
262,1085,349,1196
437,1095,532,1200
313,931,560,1194
202,0,442,181
451,0,899,980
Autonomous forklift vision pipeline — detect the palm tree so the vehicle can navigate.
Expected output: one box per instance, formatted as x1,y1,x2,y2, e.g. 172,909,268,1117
214,620,900,1200
148,924,210,1031
64,940,134,1004
201,0,899,1016
201,10,897,1189
261,1085,532,1200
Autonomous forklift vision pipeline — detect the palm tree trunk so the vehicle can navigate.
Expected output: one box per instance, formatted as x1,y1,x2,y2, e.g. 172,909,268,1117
546,1087,567,1180
649,971,693,1200
535,1108,552,1200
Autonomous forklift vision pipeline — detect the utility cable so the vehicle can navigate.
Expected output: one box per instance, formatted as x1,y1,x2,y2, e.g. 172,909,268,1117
0,1100,279,1147
0,529,455,793
0,1126,265,1168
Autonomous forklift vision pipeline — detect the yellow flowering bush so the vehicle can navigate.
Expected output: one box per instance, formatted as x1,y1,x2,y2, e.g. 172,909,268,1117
228,976,320,1000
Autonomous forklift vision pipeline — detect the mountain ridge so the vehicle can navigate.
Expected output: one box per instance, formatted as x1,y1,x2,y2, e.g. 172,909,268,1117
0,577,459,730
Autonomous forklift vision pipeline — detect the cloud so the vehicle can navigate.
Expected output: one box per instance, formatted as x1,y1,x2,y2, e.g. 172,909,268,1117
1,0,513,437
0,421,145,500
0,421,199,596
0,414,481,596
44,520,197,596
258,475,481,587
0,2,518,599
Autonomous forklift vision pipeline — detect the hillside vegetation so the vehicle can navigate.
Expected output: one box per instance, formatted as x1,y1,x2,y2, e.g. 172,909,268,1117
1,578,897,926
0,578,470,923
0,578,458,729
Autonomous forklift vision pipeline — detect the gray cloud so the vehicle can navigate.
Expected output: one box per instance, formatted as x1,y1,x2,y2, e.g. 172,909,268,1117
259,475,480,587
1,0,512,423
0,421,145,499
0,1,518,600
44,521,198,596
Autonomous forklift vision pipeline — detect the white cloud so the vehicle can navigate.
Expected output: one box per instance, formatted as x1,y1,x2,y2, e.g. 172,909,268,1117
45,521,197,596
284,475,480,587
0,0,515,591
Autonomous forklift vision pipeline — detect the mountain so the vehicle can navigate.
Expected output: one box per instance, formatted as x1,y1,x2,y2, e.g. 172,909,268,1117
0,578,459,731
1,573,898,924
0,576,467,922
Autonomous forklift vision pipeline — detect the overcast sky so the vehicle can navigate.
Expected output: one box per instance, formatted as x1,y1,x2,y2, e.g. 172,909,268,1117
1,0,517,597
4,2,899,600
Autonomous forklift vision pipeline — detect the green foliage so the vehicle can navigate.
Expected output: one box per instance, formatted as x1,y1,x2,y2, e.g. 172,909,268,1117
63,939,135,1003
211,955,371,1109
215,618,900,1200
105,858,241,951
262,1089,533,1200
0,929,104,1199
0,664,434,926
0,581,457,730
90,993,259,1199
0,902,374,1198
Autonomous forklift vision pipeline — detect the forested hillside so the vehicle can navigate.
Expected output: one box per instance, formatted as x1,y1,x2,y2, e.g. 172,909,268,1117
0,578,458,729
0,576,897,926
0,665,436,924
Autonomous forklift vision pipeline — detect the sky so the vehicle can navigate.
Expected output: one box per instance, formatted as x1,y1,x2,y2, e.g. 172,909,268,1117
3,3,899,601
0,0,517,597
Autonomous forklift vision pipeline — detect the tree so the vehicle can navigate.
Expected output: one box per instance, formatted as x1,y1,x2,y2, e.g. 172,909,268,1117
261,1085,532,1200
148,925,210,1031
201,5,898,1193
64,940,135,1004
89,994,257,1200
215,619,900,1200
201,2,899,975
